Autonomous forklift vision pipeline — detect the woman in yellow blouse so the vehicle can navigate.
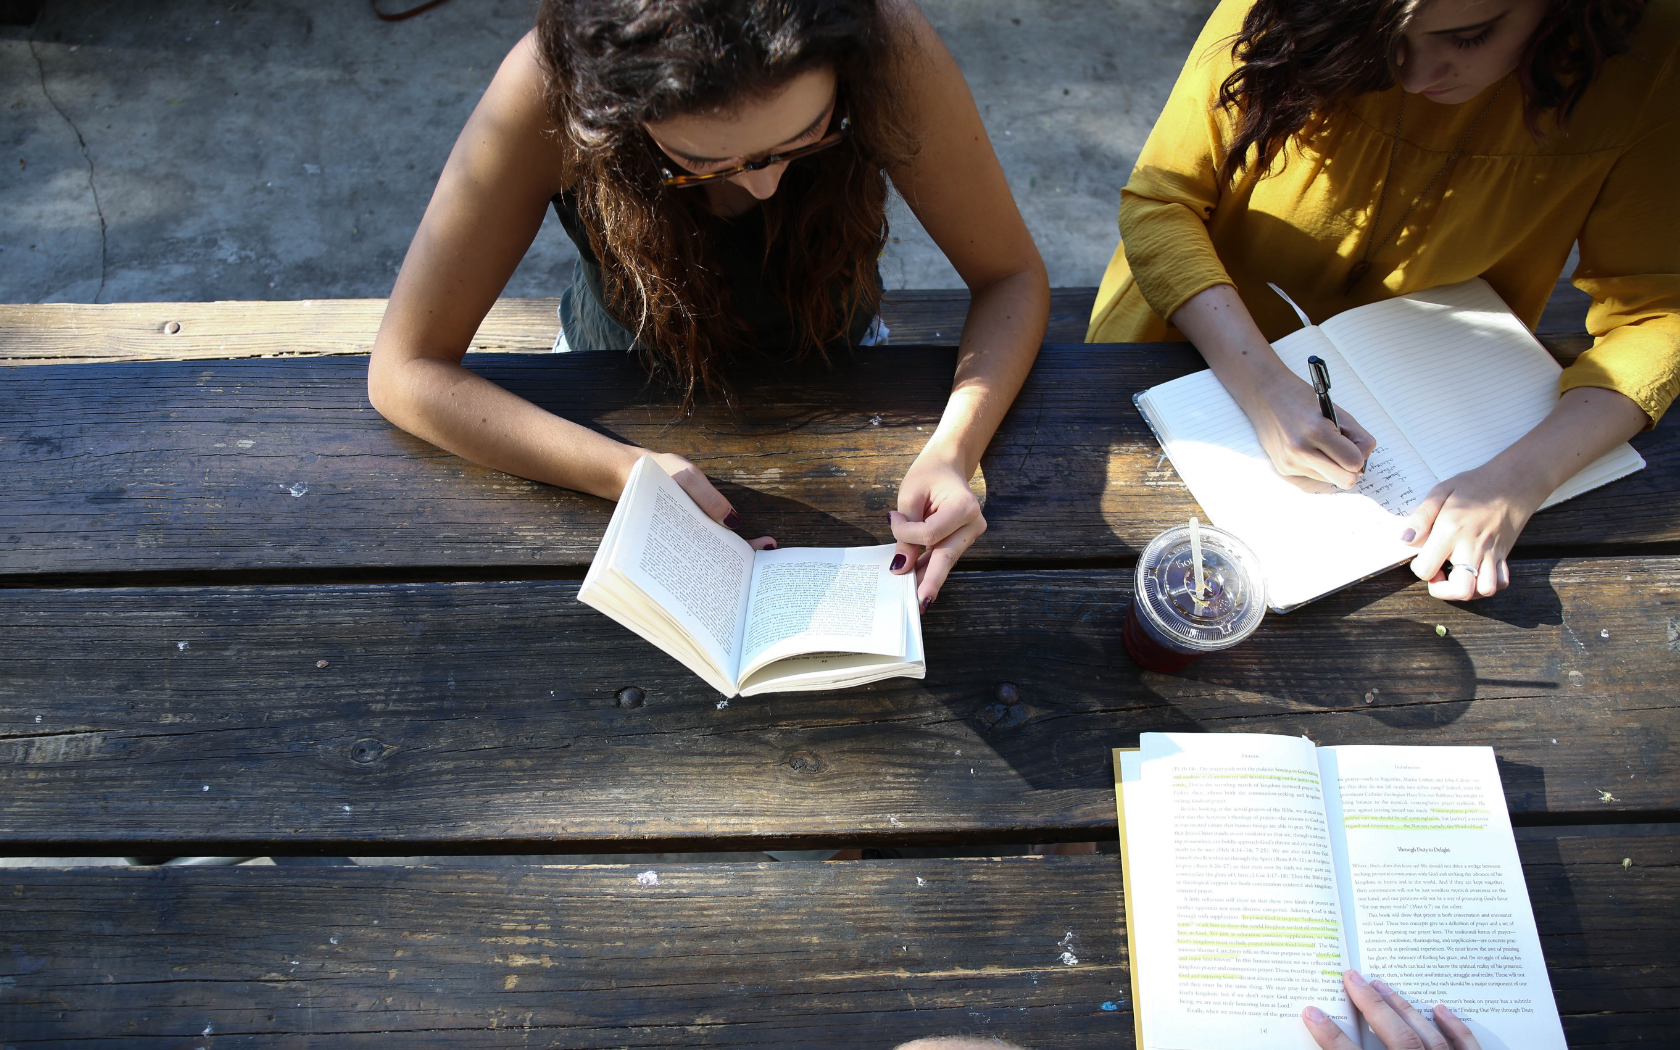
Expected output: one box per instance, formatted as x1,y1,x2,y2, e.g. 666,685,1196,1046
1090,0,1678,601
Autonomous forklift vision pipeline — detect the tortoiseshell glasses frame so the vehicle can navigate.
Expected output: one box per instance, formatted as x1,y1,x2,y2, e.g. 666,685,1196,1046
659,117,851,188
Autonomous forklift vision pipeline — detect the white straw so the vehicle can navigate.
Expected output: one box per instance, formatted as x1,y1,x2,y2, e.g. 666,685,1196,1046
1189,516,1206,601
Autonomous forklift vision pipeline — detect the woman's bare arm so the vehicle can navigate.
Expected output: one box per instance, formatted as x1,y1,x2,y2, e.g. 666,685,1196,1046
879,0,1051,603
367,34,653,505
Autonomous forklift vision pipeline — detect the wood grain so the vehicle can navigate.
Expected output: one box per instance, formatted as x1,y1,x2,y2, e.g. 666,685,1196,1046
0,829,1672,1048
0,856,1134,1049
4,348,1674,579
1,557,1673,855
0,290,1101,364
0,276,1588,366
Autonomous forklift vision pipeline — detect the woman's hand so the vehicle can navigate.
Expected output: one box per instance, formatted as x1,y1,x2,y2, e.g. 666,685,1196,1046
647,452,777,550
1245,370,1378,489
1169,285,1374,488
1401,386,1649,602
1402,459,1548,600
888,446,987,610
1304,970,1480,1050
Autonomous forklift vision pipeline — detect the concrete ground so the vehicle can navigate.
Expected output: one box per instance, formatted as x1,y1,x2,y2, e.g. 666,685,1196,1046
2,0,1211,866
2,0,1218,303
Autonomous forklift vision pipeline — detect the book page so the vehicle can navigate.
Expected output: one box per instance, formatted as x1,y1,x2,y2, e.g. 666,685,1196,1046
739,566,925,694
1124,732,1355,1050
1319,746,1566,1050
736,544,907,682
1139,361,1419,610
608,457,756,679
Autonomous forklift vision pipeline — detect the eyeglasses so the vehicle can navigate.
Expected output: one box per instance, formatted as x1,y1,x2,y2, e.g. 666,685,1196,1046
659,117,851,188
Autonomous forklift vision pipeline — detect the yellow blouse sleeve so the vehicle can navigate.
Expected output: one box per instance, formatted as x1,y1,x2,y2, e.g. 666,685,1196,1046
1559,81,1680,426
1115,0,1249,324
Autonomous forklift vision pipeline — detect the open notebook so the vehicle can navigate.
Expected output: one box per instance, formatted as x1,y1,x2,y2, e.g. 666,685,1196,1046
1134,278,1645,611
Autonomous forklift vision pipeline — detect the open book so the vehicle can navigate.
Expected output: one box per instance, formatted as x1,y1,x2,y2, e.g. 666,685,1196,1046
1115,733,1566,1050
1135,278,1645,611
578,455,924,697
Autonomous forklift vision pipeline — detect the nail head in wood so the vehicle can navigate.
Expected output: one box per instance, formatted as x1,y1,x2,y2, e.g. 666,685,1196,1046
164,321,181,334
616,687,645,708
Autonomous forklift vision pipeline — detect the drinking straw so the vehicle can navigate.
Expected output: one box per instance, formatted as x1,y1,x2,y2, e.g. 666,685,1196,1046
1189,516,1206,602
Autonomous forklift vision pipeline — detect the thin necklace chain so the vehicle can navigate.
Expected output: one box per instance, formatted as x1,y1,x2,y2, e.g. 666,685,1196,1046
1344,77,1510,296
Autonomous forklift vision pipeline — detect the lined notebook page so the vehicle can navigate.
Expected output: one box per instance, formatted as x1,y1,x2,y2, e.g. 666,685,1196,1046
1139,370,1417,611
1275,326,1438,516
1323,278,1643,504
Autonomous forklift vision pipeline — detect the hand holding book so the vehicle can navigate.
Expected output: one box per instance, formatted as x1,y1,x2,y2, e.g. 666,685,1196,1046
641,451,778,551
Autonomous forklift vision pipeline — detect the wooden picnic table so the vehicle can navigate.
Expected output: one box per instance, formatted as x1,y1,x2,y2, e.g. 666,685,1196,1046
1,289,1675,1047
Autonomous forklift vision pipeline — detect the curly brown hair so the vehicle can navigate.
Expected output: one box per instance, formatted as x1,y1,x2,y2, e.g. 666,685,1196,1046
535,0,916,402
1213,0,1649,185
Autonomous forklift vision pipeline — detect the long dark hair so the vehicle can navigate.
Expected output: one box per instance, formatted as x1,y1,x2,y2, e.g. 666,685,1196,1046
1213,0,1648,185
535,0,915,401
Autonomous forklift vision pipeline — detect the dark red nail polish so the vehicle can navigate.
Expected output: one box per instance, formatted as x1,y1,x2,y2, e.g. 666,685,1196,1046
1401,527,1416,542
764,540,776,550
890,553,907,572
723,510,741,530
920,596,932,613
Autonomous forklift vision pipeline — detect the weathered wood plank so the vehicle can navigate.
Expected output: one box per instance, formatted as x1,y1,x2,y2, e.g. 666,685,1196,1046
1522,827,1680,1047
2,557,1673,855
0,857,1134,1049
0,290,1100,365
0,829,1673,1047
4,349,1675,578
0,277,1586,367
0,298,563,364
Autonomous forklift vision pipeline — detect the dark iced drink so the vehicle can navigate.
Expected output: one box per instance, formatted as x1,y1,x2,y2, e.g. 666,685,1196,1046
1123,522,1266,672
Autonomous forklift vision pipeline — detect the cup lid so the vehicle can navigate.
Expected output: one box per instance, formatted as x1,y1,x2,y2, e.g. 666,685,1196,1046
1134,524,1266,651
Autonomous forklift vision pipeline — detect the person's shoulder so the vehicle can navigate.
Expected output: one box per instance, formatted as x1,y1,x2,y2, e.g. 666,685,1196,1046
1174,0,1255,81
472,30,578,190
1568,0,1680,146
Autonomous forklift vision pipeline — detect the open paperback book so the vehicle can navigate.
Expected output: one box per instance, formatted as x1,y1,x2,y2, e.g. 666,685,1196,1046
1115,732,1566,1050
577,455,924,697
1134,278,1645,611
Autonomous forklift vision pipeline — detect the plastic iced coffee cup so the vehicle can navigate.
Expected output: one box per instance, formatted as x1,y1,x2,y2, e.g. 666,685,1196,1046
1122,522,1266,672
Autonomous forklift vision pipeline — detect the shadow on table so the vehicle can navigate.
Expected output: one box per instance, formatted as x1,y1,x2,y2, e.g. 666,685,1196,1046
928,566,1500,795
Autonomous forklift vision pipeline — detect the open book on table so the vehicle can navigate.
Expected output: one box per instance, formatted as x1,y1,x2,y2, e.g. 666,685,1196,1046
578,455,924,697
1134,278,1645,611
1115,732,1566,1050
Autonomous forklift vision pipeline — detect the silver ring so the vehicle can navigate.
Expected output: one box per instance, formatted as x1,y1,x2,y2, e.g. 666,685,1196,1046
1451,562,1478,576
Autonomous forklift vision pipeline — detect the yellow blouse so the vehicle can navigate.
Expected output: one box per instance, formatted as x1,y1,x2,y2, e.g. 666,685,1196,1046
1087,0,1680,424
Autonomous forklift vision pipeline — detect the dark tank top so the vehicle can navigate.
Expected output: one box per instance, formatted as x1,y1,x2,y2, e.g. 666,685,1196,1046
550,189,877,354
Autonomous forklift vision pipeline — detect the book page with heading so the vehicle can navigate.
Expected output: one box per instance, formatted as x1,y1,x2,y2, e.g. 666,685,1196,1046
1123,733,1355,1050
1318,745,1567,1050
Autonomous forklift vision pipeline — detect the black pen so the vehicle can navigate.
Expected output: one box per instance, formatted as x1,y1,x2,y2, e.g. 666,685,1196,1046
1308,355,1338,428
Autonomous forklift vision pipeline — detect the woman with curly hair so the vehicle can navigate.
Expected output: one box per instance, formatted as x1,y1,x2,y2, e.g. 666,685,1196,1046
1089,0,1677,601
369,0,1049,607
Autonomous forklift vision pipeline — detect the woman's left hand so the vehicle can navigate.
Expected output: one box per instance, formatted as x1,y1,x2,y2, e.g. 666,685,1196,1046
1403,461,1549,601
888,448,987,611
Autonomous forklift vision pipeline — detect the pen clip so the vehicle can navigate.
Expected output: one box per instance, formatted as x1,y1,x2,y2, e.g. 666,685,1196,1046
1308,355,1331,394
1307,355,1339,427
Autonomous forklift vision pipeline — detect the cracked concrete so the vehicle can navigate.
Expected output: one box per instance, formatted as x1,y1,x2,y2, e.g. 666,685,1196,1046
1,0,1216,303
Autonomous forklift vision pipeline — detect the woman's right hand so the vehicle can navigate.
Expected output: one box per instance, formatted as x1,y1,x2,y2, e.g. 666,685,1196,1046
645,451,777,550
1168,285,1375,490
1304,970,1481,1050
1242,370,1376,490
